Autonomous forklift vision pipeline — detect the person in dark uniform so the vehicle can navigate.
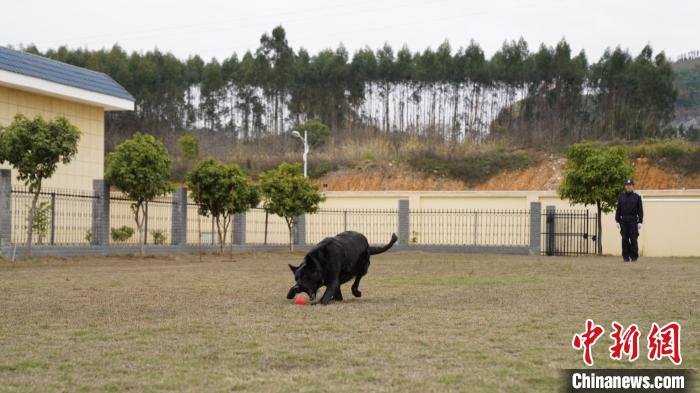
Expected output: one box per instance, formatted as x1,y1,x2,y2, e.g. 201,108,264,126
614,179,644,262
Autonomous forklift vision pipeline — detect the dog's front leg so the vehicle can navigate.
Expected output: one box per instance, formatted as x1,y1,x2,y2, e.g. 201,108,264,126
333,287,344,301
320,280,339,305
351,275,364,297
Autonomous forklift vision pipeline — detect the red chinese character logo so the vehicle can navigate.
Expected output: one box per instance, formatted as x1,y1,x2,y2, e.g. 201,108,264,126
572,319,605,366
647,322,682,365
609,322,640,361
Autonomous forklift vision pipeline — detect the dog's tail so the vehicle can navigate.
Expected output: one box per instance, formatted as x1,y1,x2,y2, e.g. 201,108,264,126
369,233,398,255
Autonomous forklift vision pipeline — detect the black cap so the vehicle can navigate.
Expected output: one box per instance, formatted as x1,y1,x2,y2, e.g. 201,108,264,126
625,179,634,185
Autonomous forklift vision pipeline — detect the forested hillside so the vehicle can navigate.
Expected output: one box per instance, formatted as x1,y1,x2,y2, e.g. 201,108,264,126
17,26,678,148
672,52,700,139
9,27,700,189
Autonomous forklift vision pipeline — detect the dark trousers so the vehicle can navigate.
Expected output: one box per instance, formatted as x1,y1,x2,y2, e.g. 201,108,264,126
620,220,639,260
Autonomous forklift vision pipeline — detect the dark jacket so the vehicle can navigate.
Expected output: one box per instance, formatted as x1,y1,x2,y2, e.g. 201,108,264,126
615,191,644,223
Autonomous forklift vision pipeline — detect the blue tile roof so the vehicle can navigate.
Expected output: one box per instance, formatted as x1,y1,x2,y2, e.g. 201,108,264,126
0,46,134,101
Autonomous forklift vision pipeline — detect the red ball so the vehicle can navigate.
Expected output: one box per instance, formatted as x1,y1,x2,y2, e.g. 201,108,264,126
294,295,309,305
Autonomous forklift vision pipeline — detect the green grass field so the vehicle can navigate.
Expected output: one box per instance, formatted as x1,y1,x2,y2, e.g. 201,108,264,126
0,252,697,392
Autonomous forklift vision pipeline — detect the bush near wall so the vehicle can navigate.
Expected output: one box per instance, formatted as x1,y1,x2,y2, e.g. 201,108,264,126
627,139,700,174
407,147,536,186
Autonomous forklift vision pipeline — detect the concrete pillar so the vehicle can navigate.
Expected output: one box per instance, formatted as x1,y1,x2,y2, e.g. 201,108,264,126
398,199,409,245
171,187,187,245
529,202,542,255
0,169,11,248
233,213,246,245
293,214,305,246
91,180,110,250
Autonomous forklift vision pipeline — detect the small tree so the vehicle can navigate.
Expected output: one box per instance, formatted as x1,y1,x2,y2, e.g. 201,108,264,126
186,159,260,253
174,133,200,180
177,132,199,162
295,119,330,148
558,143,633,254
111,226,135,243
0,114,80,256
105,132,172,255
259,163,324,251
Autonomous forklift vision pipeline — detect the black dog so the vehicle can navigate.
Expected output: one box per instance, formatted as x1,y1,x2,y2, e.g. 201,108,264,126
286,231,398,305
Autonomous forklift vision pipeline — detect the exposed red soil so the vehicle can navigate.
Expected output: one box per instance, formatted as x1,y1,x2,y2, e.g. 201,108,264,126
315,158,700,191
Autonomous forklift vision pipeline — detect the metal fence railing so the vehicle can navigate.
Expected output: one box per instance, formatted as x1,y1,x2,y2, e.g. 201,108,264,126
245,208,290,245
8,188,541,250
109,192,175,245
109,193,139,245
541,209,598,256
185,203,224,246
306,209,399,245
11,188,95,245
409,209,531,246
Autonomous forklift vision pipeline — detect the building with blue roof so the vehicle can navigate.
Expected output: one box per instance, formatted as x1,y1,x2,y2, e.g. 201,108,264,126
0,46,135,191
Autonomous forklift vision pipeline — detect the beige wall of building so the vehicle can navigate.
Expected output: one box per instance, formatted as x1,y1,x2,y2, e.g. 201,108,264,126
0,85,105,191
319,190,700,257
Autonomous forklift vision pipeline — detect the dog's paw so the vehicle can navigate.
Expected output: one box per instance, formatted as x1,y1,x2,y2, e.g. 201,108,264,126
352,289,362,298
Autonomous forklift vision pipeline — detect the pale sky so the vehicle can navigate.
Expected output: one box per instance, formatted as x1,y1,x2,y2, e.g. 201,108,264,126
2,0,698,62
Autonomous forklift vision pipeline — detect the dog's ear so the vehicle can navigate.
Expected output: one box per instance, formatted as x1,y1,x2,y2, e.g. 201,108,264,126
288,264,299,272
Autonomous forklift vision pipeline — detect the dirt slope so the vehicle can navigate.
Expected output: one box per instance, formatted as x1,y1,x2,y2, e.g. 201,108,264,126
473,156,565,190
315,158,700,191
316,161,468,191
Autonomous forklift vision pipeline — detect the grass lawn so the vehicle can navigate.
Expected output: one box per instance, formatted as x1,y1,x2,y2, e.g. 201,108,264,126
0,252,697,392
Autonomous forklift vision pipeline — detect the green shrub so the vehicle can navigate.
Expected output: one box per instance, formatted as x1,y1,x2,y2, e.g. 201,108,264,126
177,133,199,162
628,139,692,159
295,120,331,148
308,160,339,178
30,202,51,245
408,148,535,185
361,152,376,161
627,139,700,173
111,226,135,242
150,230,167,245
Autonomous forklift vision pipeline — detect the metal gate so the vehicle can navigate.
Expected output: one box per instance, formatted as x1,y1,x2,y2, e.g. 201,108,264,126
541,208,598,256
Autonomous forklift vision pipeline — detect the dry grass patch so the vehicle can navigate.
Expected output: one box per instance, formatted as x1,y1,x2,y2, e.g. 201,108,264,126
0,252,698,392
